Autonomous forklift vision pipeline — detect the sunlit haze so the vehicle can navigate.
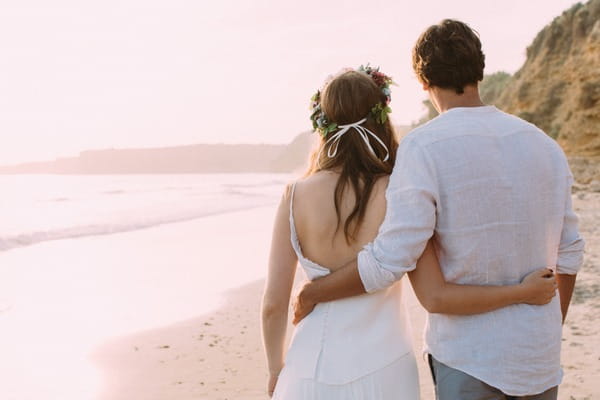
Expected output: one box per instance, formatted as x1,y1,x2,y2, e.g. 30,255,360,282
0,0,580,164
0,2,597,397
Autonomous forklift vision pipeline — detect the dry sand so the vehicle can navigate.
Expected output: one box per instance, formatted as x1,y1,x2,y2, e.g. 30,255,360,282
92,280,268,400
93,191,599,400
558,189,600,400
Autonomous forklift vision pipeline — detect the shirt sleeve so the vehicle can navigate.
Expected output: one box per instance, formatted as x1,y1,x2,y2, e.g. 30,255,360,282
358,137,438,293
556,172,585,275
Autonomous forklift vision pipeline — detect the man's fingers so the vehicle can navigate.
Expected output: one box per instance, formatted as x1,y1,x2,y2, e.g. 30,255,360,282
293,314,303,325
292,303,313,325
291,287,315,325
292,305,302,325
292,309,306,325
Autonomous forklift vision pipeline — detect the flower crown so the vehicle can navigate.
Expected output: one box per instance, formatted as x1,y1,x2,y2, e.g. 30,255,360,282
310,64,394,137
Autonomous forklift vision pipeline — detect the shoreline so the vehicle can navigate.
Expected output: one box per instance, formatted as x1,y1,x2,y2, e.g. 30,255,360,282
0,202,279,254
1,190,597,399
92,279,269,400
91,275,436,400
0,204,279,400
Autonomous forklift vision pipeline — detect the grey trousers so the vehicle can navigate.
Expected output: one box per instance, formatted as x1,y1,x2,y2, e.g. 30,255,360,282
428,355,558,400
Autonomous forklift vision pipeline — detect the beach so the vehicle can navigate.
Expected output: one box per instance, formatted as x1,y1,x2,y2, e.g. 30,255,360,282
94,190,600,400
1,190,598,399
0,203,276,400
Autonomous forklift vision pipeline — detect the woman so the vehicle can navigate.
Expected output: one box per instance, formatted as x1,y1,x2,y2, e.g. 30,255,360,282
261,67,556,399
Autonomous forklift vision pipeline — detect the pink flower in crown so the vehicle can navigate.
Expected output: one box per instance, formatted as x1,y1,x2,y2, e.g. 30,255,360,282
370,70,389,87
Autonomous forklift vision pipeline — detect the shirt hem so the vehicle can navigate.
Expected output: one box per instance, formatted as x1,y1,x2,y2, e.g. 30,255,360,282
426,349,563,396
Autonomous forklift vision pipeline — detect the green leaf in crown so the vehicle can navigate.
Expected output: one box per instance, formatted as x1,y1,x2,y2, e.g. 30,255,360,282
370,103,393,124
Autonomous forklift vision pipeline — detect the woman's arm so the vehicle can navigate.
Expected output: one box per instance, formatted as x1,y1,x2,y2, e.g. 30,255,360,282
408,241,557,315
261,186,298,396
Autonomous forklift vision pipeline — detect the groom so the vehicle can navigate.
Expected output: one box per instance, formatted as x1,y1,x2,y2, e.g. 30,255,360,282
293,20,584,399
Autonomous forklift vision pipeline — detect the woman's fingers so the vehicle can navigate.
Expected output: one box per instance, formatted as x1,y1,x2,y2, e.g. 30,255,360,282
520,267,559,305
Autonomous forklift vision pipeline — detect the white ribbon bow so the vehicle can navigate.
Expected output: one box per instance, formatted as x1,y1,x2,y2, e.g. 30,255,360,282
324,118,390,162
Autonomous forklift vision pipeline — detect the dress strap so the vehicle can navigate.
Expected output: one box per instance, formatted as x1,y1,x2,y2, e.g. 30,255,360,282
289,182,297,216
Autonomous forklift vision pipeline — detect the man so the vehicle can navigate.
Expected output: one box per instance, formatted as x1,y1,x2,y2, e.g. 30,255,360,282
293,20,584,399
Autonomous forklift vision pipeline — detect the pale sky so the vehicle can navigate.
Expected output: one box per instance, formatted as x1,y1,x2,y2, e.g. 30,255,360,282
0,0,580,164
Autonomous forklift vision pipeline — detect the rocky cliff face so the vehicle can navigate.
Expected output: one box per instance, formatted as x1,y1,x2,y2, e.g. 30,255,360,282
496,0,600,182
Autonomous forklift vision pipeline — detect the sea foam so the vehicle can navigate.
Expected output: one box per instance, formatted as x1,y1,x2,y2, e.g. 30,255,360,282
0,173,289,251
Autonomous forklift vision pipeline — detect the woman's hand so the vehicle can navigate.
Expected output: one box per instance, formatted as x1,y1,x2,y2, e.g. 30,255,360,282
519,268,557,305
267,372,279,397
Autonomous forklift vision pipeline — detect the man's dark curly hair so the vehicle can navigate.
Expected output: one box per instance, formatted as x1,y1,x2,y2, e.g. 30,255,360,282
412,19,485,94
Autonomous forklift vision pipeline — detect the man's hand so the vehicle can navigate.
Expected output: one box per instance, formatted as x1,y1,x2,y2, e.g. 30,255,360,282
292,281,317,325
291,262,366,324
266,372,279,397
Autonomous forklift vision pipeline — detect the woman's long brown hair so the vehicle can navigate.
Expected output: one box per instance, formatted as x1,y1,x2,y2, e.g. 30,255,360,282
306,70,398,244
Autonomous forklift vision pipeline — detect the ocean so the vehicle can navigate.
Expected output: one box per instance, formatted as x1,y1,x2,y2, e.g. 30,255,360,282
0,173,292,399
0,173,290,252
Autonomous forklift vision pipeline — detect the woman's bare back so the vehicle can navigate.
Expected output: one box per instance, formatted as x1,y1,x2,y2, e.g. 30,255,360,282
291,170,389,272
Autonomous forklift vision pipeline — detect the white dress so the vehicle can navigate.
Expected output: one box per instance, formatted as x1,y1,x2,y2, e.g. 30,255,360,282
272,184,420,400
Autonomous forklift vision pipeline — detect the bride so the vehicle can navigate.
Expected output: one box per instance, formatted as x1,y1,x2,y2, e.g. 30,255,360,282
261,66,556,399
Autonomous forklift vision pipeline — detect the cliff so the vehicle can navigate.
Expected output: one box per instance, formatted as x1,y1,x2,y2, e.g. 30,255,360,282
496,0,600,183
0,144,285,174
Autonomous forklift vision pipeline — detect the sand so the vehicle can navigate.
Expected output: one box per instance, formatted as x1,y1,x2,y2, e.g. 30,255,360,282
2,191,598,399
557,189,600,400
90,190,600,400
92,276,435,400
92,280,268,400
